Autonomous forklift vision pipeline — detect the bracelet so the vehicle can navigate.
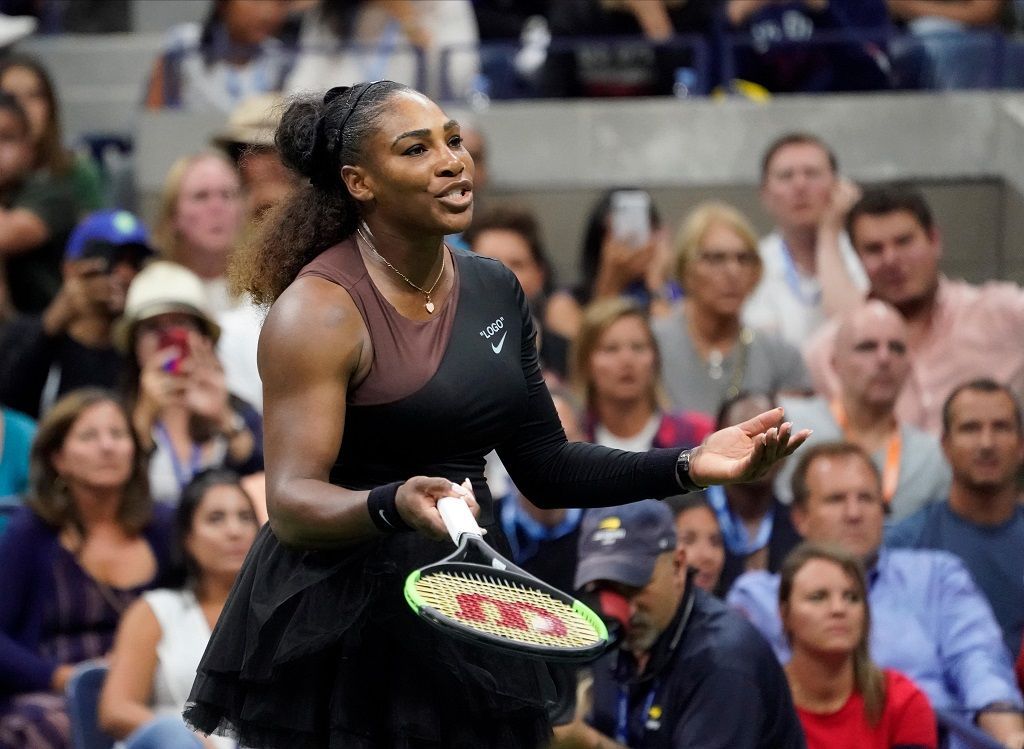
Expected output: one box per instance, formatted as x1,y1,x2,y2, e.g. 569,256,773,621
220,411,247,439
367,482,412,533
674,448,704,493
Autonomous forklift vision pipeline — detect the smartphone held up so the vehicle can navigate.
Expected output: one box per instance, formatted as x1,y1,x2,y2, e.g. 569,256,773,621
159,326,191,374
609,190,652,250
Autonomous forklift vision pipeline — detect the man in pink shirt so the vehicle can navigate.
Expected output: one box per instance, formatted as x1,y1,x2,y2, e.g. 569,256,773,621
804,185,1024,435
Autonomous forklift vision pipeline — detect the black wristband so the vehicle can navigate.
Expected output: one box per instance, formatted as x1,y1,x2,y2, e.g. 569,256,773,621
367,482,413,533
674,448,704,493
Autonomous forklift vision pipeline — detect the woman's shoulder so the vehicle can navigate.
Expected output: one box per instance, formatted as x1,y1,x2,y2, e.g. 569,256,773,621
2,505,55,542
161,21,201,54
141,587,195,622
882,669,929,703
452,246,515,281
2,408,36,441
0,507,57,569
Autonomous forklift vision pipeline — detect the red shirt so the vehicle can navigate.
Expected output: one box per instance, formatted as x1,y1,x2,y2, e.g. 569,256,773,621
797,670,937,749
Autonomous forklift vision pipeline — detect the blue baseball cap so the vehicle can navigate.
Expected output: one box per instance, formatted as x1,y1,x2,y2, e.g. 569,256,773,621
64,210,153,264
574,501,678,590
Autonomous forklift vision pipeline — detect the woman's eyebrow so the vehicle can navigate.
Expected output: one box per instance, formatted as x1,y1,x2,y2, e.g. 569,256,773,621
391,120,460,147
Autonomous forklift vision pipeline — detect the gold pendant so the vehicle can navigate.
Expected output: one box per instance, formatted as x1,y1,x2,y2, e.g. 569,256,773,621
425,299,435,314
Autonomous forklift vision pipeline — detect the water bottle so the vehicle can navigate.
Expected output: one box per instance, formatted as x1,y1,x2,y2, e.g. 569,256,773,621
468,73,491,112
673,67,698,98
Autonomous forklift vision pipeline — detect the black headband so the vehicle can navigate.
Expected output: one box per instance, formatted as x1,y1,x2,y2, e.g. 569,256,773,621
311,81,384,186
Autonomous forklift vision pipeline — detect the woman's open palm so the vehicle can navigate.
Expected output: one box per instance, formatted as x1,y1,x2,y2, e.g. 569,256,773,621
689,408,811,486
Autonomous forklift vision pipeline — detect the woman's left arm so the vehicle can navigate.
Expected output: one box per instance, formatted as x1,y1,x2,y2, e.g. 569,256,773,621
496,279,808,508
97,598,162,739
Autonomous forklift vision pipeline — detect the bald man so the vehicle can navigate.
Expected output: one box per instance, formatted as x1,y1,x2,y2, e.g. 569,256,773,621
775,300,950,520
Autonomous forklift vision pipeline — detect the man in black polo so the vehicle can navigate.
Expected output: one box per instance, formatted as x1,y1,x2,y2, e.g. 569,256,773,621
553,500,805,749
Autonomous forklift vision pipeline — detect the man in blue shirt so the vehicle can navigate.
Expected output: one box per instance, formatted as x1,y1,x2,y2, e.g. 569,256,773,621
728,441,1024,748
888,379,1024,660
553,501,804,749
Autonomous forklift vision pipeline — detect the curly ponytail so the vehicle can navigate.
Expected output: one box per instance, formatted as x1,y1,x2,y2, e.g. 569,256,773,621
229,80,413,305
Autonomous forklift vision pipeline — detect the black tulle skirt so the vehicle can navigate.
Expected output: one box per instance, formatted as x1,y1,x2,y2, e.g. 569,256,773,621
184,522,566,749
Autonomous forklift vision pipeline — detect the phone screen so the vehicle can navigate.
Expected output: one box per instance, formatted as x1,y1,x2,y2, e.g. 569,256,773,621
158,327,191,374
609,190,652,249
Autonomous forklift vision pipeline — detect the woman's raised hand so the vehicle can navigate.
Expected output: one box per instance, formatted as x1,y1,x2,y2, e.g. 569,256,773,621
687,408,811,487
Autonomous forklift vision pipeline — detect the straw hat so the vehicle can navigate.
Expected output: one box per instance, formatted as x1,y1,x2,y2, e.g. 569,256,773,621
213,93,285,150
112,261,221,353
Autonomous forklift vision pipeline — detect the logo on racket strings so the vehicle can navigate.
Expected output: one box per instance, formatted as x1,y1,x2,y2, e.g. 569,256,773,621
454,592,568,636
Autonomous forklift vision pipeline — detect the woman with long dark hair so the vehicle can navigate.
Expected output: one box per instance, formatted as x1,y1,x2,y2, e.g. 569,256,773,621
183,80,807,748
0,54,103,212
99,470,259,749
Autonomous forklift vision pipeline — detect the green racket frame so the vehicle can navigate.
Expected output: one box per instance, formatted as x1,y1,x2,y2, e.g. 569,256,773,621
403,496,609,663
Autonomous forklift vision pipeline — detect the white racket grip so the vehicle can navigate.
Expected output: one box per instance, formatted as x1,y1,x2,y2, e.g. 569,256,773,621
437,496,483,545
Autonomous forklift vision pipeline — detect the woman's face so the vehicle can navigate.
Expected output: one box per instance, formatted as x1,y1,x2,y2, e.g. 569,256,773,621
173,156,243,260
472,229,545,300
51,401,135,493
684,222,760,318
185,483,259,581
351,91,474,238
0,109,31,188
588,315,657,407
782,558,866,657
0,66,49,146
674,505,725,592
222,0,290,46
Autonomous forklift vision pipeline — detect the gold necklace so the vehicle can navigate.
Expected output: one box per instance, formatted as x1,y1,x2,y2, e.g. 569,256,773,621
357,222,445,314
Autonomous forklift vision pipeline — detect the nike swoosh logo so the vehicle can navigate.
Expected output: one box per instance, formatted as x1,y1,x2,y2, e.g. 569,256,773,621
378,509,394,528
491,331,508,354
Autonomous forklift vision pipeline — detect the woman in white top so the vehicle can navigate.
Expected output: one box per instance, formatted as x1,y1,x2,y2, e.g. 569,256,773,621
571,297,713,452
99,469,259,748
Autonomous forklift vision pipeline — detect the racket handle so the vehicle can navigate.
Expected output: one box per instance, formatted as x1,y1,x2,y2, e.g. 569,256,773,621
437,496,483,545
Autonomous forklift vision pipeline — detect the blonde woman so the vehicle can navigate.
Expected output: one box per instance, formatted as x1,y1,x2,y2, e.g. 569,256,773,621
779,542,937,749
572,297,712,452
652,201,811,418
152,151,244,316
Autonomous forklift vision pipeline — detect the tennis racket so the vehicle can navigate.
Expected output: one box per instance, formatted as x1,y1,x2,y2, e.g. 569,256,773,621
403,495,609,663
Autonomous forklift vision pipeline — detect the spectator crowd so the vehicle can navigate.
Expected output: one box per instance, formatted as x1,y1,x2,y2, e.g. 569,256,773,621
0,2,1023,749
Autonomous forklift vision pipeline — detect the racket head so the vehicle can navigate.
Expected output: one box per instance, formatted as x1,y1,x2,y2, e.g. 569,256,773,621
404,555,609,663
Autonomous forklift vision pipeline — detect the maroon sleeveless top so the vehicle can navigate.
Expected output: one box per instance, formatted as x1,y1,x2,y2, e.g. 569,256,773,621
297,236,460,406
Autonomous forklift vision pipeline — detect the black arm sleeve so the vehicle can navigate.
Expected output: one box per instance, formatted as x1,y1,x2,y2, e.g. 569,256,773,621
0,315,56,418
495,279,687,510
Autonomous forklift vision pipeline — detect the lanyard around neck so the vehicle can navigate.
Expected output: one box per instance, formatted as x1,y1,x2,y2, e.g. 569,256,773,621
616,681,660,746
154,422,203,491
779,238,821,307
706,484,774,556
830,400,902,505
500,495,581,564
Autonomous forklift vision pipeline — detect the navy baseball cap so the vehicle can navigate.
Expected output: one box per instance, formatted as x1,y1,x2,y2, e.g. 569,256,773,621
574,501,678,590
65,210,153,265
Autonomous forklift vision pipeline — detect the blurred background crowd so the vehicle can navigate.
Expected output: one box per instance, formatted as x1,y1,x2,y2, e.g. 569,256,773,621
0,1,1022,748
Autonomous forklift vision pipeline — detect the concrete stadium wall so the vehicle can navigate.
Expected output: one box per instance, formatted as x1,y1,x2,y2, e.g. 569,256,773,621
12,26,1024,285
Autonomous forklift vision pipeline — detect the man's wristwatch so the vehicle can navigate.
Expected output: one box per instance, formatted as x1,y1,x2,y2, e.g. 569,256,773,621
675,448,704,493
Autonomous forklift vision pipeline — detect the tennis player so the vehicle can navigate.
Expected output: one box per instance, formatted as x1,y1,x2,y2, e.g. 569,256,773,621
184,80,810,748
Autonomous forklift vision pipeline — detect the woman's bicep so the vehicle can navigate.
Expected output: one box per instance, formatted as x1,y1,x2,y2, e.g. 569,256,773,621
257,280,365,513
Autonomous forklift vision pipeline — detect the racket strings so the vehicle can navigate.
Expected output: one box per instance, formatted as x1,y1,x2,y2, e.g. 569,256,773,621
414,569,603,648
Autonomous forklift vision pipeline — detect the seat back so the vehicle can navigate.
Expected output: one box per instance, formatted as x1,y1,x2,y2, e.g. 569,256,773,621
66,661,115,749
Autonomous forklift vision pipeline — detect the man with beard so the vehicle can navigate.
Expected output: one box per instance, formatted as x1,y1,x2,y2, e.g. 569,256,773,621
804,185,1024,436
0,210,152,417
552,500,804,749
